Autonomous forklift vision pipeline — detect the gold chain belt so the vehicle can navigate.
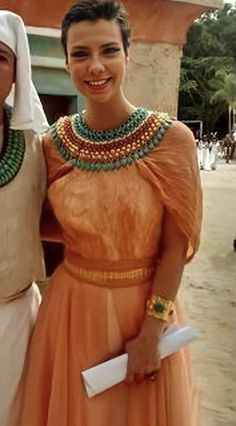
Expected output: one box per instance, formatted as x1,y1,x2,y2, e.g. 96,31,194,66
63,258,154,287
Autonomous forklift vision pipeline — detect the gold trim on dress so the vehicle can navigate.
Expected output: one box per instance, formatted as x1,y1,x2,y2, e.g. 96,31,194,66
63,258,153,285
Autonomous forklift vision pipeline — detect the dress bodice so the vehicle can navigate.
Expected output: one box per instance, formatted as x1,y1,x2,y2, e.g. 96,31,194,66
48,164,164,261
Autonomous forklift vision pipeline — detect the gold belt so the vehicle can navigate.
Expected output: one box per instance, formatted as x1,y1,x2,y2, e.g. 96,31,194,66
63,258,154,287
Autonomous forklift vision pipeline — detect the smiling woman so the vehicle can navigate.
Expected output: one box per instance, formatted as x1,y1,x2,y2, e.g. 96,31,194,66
18,2,202,426
65,18,130,120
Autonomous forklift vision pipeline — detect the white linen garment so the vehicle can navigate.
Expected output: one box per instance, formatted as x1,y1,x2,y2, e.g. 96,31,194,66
0,125,46,426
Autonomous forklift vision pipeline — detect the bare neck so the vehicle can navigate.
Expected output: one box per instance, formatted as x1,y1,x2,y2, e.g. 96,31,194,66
85,96,136,131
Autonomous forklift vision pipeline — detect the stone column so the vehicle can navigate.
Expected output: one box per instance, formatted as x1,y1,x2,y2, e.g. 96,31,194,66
123,0,223,115
124,42,182,116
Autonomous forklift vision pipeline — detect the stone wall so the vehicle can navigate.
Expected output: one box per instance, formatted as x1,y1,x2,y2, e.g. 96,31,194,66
124,42,182,116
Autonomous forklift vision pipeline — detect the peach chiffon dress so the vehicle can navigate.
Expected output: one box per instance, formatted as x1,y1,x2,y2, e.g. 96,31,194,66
19,118,202,426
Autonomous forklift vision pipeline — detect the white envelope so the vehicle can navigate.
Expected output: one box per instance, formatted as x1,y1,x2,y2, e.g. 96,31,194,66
81,325,197,397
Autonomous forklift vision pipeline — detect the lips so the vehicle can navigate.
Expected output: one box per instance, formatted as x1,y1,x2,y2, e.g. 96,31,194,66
85,77,112,89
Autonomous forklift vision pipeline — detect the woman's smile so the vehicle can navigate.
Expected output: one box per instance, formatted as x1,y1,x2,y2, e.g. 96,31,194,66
85,77,112,90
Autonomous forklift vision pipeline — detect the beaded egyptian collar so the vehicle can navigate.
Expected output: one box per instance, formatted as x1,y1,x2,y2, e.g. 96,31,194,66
0,107,26,188
51,107,173,172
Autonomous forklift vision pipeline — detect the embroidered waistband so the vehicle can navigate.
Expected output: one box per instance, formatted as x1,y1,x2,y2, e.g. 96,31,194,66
63,254,154,288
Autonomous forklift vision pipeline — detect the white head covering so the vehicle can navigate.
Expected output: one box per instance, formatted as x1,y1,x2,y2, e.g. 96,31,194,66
0,10,49,132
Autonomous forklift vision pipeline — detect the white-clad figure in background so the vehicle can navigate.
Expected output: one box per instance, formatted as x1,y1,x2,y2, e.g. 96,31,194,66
210,138,221,170
197,137,204,169
0,10,48,426
201,135,211,170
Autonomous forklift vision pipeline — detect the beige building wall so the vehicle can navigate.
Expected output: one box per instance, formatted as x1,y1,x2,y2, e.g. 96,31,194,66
124,42,182,116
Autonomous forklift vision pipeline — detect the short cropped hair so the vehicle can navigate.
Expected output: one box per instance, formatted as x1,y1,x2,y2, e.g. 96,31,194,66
61,0,131,58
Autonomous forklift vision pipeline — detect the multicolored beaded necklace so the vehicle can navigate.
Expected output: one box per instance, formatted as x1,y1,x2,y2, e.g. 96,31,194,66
51,107,173,172
0,106,25,188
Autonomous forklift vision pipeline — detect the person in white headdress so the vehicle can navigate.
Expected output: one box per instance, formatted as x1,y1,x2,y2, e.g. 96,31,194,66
0,10,49,426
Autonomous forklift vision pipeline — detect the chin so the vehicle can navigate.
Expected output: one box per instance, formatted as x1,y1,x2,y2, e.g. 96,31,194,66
85,91,114,105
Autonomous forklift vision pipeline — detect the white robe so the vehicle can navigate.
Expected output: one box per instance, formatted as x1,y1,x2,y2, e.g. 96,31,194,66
210,142,220,169
0,126,46,426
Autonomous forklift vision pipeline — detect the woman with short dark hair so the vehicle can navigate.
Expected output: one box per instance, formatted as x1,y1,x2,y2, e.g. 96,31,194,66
19,2,202,425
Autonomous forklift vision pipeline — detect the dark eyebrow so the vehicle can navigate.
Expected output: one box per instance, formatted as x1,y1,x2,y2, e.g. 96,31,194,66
0,48,11,57
101,42,120,48
71,42,120,51
71,45,89,51
0,46,14,59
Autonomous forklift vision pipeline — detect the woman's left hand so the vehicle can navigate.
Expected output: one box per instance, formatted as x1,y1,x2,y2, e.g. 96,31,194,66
125,317,165,383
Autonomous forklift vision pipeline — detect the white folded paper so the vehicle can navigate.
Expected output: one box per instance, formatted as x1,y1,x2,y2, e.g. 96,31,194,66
81,325,197,397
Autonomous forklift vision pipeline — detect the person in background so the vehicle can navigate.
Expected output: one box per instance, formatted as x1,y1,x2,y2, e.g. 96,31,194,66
223,134,233,163
209,134,220,170
0,10,48,426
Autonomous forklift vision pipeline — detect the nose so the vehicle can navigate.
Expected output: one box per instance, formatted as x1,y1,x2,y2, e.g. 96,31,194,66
88,55,105,75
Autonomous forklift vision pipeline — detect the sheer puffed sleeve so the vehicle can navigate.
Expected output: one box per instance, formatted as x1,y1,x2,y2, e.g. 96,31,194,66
136,120,202,261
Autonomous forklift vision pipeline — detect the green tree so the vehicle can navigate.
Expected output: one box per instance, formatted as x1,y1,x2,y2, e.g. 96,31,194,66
178,4,236,134
210,71,236,133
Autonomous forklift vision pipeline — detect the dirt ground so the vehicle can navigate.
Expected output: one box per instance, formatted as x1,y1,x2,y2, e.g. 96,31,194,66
181,161,236,426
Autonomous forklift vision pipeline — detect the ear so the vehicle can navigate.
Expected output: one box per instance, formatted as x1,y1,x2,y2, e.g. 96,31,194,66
65,58,70,73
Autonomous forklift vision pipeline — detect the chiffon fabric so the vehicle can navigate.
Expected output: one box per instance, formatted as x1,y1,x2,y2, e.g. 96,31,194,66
19,119,202,426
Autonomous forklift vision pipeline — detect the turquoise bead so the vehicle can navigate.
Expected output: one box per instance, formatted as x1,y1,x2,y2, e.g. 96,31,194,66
115,160,122,169
0,106,25,188
90,163,96,171
156,132,163,141
121,158,128,166
110,162,117,170
103,163,110,171
85,163,91,171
